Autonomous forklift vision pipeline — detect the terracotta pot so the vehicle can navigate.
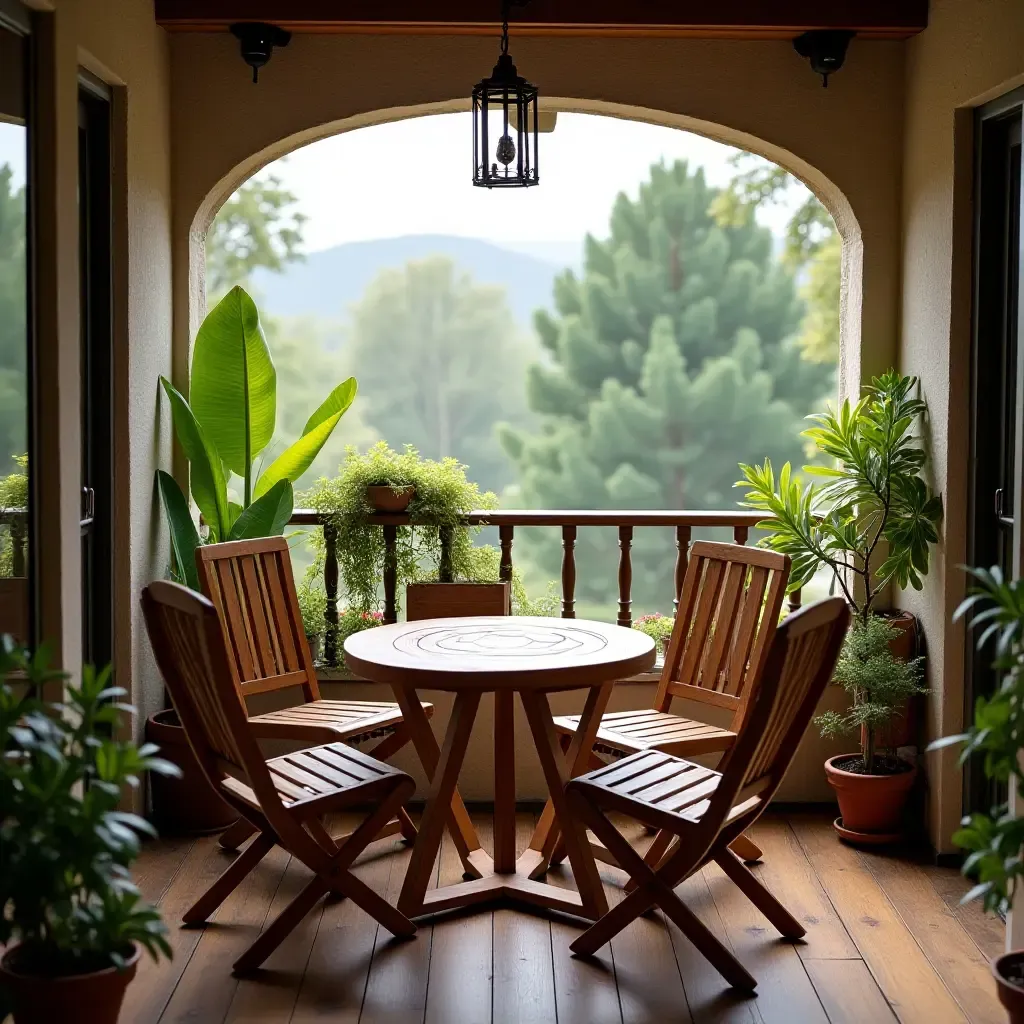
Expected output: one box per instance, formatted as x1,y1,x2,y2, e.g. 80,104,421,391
366,484,415,513
146,710,238,835
824,754,917,840
406,581,511,621
0,943,139,1024
995,951,1024,1024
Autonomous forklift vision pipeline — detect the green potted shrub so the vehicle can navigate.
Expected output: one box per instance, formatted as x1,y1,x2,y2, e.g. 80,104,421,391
296,575,328,663
306,442,507,621
0,454,29,643
737,370,942,842
150,285,358,833
931,567,1024,1021
633,613,675,661
0,638,178,1024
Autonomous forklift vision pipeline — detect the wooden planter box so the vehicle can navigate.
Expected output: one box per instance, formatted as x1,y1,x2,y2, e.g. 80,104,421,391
406,582,510,621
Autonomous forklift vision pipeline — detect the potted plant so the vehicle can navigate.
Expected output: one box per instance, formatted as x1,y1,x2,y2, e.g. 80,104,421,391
931,567,1024,1021
306,441,507,620
633,613,675,661
737,370,943,843
150,286,359,833
296,576,328,663
0,638,178,1024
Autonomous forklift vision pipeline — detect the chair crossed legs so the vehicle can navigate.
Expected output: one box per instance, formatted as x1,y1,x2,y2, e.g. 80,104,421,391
565,597,850,991
142,580,417,974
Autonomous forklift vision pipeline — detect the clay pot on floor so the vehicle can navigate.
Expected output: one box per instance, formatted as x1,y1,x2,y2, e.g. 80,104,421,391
824,754,918,844
0,943,140,1024
146,709,238,835
995,951,1024,1023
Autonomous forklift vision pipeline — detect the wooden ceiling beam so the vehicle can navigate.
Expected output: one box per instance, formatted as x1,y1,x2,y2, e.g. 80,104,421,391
154,1,929,40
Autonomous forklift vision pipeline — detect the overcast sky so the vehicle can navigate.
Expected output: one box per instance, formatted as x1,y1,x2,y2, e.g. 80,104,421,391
254,112,808,254
0,111,812,253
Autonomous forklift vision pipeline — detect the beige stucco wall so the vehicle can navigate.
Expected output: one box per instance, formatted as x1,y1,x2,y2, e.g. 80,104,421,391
898,0,1024,855
26,0,172,744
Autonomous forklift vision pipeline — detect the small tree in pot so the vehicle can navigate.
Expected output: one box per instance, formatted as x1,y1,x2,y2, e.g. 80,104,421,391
0,639,178,1024
931,567,1024,1021
737,370,942,842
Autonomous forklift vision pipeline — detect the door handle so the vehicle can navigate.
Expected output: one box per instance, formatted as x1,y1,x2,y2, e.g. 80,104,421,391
80,485,95,529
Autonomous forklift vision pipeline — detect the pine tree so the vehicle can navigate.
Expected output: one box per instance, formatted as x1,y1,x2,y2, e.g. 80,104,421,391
500,159,834,611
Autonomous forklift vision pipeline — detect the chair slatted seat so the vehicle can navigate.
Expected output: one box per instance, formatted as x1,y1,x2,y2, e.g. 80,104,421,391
196,537,429,850
142,581,417,974
551,541,790,868
565,597,850,992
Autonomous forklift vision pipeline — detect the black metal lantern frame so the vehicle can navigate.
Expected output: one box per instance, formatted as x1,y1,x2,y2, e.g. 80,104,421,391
472,8,539,188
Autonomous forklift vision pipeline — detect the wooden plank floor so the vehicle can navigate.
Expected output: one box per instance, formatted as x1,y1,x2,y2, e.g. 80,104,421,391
122,808,1003,1024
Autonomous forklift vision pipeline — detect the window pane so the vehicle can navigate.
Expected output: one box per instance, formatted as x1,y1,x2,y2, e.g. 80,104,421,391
0,24,29,643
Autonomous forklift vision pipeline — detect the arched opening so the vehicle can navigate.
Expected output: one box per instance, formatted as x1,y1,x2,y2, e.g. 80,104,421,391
188,102,861,618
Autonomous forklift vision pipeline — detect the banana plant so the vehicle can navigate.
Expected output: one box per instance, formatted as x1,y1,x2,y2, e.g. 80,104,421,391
156,286,357,589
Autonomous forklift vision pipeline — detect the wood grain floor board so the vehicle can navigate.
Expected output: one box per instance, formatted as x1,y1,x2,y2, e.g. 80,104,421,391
133,810,1001,1024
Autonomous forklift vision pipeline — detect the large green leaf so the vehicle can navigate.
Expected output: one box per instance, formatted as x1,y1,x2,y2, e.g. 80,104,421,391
160,377,229,541
155,470,201,592
302,377,357,435
254,379,356,498
190,286,277,479
229,480,294,540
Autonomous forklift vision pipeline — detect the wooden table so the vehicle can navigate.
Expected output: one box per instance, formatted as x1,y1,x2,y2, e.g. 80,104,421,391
344,616,656,922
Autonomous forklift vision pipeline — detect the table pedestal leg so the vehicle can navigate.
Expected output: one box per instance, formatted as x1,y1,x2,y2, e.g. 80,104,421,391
398,691,482,917
493,690,516,873
392,685,482,877
527,682,614,879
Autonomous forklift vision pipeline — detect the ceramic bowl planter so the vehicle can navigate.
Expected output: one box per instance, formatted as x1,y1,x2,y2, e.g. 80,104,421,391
146,709,239,835
994,951,1024,1023
0,943,140,1024
366,484,415,513
824,753,917,844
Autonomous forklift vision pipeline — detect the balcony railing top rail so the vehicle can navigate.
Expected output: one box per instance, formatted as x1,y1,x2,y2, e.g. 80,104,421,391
288,507,800,669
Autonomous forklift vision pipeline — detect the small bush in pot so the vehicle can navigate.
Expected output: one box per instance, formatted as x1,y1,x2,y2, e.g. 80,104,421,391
737,370,942,841
296,575,328,662
0,638,179,1024
633,614,675,659
931,567,1024,1021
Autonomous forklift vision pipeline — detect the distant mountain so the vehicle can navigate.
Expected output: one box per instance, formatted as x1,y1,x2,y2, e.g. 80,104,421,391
249,234,581,327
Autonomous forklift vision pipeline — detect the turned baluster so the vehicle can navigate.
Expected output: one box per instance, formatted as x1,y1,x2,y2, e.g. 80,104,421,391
617,525,633,627
733,524,749,545
323,523,339,667
383,524,398,624
561,525,576,619
499,525,514,583
673,524,691,614
789,587,803,614
439,525,454,584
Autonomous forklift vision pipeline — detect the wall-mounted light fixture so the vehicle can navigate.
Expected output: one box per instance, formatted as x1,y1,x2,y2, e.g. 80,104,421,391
793,30,855,88
230,22,291,84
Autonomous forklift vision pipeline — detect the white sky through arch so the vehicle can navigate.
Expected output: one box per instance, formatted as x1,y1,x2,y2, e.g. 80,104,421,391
255,112,807,256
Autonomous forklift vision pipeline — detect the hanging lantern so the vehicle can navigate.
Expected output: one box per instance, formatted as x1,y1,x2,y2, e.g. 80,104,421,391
472,1,539,188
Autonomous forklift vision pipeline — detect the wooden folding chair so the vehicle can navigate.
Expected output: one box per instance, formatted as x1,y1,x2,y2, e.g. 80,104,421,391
141,580,417,974
564,597,849,991
195,537,430,852
551,541,789,868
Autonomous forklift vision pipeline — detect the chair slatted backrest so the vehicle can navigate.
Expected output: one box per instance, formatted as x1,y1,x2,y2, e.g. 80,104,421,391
654,542,790,725
703,597,850,833
141,580,281,812
196,537,321,703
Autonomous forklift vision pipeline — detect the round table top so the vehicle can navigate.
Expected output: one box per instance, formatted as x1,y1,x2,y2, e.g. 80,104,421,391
344,616,657,692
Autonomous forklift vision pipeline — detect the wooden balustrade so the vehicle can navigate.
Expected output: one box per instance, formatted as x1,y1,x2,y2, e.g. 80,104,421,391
287,508,803,668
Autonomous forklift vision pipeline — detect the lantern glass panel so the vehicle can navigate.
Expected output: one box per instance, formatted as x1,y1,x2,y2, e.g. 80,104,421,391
472,79,538,188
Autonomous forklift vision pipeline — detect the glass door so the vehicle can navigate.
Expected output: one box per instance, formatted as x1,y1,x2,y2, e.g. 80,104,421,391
0,12,32,645
967,93,1024,815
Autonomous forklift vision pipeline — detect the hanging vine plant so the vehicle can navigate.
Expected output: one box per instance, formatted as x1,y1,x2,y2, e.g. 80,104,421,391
304,442,498,613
